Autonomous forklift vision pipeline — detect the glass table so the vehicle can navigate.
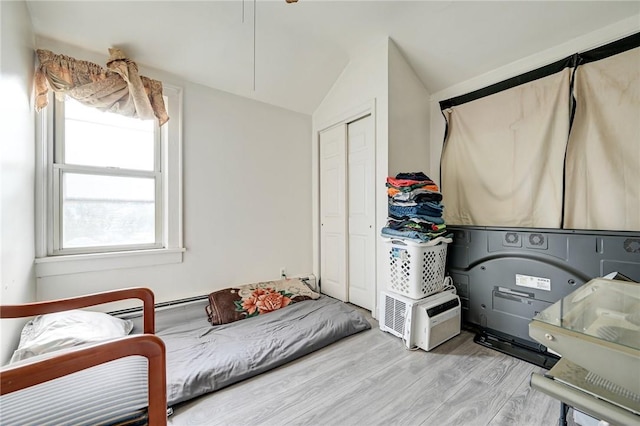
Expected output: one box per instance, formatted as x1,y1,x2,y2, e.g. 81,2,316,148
528,278,640,425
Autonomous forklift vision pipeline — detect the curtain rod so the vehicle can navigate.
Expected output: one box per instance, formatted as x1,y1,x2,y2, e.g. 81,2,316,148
440,31,640,111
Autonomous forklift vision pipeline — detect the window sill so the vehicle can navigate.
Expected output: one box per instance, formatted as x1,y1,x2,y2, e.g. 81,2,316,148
35,248,185,278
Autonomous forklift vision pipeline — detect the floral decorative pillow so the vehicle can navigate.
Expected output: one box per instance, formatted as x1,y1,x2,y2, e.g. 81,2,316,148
205,278,320,325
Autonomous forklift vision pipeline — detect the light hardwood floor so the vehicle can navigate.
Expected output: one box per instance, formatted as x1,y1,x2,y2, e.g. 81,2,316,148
168,307,562,426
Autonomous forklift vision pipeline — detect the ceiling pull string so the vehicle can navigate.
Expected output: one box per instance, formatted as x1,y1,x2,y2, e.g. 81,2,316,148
253,0,256,92
242,0,245,23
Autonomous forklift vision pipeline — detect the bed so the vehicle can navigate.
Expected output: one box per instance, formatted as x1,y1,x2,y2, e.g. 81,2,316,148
122,278,372,407
0,279,371,423
147,292,371,407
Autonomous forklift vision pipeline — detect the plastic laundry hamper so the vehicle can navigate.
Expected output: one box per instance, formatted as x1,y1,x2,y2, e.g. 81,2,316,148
384,238,449,299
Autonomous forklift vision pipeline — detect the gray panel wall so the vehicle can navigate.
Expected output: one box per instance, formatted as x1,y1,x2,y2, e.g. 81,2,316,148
447,226,640,348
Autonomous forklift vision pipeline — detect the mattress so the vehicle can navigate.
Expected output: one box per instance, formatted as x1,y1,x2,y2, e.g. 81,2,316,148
0,295,370,424
1,355,149,426
148,295,371,407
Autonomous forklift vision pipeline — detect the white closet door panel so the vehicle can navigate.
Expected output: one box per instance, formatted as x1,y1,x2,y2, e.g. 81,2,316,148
320,124,348,301
348,234,368,294
347,115,375,310
321,233,343,296
323,165,341,216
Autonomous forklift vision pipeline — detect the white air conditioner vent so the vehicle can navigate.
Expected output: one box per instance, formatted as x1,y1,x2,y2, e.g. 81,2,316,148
379,290,461,351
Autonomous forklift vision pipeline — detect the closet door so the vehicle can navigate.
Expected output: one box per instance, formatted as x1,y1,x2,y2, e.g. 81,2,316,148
319,124,348,301
347,115,375,311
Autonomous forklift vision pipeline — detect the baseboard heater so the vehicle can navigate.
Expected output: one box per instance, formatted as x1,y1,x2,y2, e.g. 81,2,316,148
110,274,318,317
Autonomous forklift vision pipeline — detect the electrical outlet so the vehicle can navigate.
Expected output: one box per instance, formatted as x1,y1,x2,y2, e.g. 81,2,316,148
280,267,286,279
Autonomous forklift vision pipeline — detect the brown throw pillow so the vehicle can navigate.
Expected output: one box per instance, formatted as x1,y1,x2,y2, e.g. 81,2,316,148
205,278,320,325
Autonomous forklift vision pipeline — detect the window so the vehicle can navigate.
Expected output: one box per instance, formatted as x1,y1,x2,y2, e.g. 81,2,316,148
54,98,160,253
36,86,183,276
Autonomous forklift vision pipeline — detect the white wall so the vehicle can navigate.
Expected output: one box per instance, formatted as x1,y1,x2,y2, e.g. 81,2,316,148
428,15,640,187
312,38,430,316
34,39,313,305
312,38,389,316
388,39,430,177
0,0,36,364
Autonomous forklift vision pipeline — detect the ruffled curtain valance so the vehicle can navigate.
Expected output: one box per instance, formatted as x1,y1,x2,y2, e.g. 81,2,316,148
34,48,169,126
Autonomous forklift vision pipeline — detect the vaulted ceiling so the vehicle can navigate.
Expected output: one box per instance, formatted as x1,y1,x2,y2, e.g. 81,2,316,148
26,1,640,114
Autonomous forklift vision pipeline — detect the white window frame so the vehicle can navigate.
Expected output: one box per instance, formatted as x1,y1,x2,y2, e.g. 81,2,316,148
35,85,184,277
51,97,163,255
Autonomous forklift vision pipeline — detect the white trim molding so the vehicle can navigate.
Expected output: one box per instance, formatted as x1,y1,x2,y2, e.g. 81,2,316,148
34,84,185,276
35,248,185,277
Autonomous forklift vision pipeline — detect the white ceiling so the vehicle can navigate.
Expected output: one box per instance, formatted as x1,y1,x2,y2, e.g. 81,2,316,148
26,1,640,115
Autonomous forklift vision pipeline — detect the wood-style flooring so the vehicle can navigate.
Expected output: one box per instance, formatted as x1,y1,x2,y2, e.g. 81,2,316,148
168,307,563,426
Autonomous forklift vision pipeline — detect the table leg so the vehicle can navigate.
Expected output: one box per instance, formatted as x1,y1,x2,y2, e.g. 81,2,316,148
559,402,569,426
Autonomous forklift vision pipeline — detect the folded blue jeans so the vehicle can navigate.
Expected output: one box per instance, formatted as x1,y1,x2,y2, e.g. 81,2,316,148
388,204,443,220
388,212,445,224
381,227,431,242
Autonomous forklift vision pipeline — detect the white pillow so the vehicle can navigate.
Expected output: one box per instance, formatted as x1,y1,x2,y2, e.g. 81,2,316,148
10,310,133,363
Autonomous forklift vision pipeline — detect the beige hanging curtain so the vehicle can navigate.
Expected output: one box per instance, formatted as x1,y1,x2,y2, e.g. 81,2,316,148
440,68,572,228
34,48,169,126
564,47,640,231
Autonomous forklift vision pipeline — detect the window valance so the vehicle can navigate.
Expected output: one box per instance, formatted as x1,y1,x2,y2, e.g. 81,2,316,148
35,48,169,126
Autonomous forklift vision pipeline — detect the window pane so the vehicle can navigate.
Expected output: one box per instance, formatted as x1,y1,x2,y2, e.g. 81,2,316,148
64,99,155,171
62,173,156,249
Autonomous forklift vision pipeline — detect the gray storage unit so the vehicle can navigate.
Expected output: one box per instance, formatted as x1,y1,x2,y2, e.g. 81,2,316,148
446,226,640,360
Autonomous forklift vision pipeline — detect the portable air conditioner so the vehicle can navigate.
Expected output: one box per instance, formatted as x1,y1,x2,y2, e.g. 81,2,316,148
379,291,425,348
413,291,461,351
380,290,461,351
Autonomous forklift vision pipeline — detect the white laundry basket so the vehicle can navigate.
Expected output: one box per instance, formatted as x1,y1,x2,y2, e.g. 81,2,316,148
384,238,449,299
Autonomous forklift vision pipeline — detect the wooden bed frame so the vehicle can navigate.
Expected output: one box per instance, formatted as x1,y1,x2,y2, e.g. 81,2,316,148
0,287,167,425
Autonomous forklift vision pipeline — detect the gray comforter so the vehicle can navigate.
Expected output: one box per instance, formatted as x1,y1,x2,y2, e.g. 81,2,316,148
153,296,371,406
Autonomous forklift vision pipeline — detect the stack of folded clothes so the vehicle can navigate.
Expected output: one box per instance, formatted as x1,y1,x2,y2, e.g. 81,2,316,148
381,172,450,243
